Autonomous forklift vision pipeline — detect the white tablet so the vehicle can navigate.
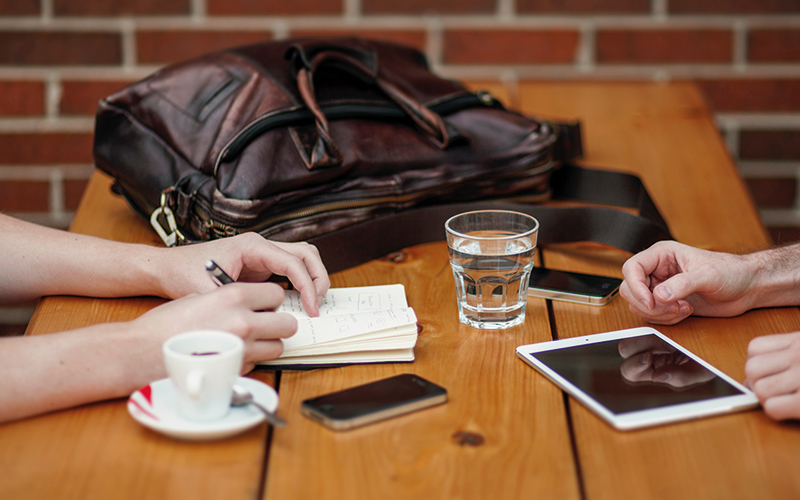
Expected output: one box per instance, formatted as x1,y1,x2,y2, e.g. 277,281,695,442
516,327,759,430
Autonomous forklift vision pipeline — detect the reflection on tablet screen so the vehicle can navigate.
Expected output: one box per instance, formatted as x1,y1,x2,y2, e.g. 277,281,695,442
530,334,744,414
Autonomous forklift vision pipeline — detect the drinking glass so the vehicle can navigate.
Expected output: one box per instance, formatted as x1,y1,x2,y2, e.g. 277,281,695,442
445,210,539,329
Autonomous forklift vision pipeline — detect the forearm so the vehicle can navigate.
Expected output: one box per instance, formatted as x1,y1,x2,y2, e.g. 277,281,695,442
0,214,167,303
745,243,800,309
0,323,167,423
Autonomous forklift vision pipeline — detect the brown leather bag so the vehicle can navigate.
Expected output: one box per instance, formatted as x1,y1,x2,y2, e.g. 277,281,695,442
93,38,670,272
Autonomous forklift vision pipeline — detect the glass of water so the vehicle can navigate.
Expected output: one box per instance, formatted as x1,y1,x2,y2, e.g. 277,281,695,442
445,210,539,330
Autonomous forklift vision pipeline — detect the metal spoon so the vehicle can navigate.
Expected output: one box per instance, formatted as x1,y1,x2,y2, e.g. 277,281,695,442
231,384,287,427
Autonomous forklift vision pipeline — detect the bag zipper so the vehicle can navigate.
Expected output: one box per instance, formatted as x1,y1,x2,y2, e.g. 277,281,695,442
195,158,554,239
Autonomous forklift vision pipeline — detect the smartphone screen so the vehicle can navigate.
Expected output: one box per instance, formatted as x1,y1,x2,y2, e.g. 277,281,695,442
528,267,622,305
301,374,447,431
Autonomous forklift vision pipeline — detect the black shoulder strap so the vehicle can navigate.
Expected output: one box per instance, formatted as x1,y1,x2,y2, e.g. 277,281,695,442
308,163,672,274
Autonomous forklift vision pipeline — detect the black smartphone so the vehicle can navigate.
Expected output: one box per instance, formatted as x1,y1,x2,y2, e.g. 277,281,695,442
528,267,622,306
301,374,448,431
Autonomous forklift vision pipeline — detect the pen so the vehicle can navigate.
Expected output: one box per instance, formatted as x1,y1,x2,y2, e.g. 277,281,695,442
205,260,235,286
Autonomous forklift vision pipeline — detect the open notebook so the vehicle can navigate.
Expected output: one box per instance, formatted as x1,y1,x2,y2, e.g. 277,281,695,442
258,284,418,367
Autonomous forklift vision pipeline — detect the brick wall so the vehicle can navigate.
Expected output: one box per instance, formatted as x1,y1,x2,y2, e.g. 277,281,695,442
2,0,800,329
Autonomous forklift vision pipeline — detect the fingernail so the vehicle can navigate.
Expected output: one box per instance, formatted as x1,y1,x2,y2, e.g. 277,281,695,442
655,373,670,382
657,286,672,300
666,304,678,314
640,351,651,365
679,304,691,315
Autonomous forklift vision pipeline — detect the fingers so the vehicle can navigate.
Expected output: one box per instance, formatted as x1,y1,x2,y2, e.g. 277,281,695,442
269,241,330,316
619,351,655,382
745,332,800,421
620,261,656,311
624,298,693,325
748,331,800,357
618,335,676,358
761,393,800,421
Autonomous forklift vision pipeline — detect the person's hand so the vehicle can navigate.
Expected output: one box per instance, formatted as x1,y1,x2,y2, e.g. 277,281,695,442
620,241,758,325
618,336,715,388
745,331,800,421
154,233,330,316
130,282,297,373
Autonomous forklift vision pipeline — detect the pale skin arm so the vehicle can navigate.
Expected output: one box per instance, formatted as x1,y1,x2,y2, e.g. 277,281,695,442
0,283,297,423
0,213,330,315
620,240,800,325
620,240,800,421
745,331,800,421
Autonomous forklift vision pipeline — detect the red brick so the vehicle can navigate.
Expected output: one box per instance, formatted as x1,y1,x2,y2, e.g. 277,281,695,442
695,79,800,112
60,80,135,116
768,226,800,245
443,30,580,65
0,81,45,116
64,178,89,210
364,0,494,15
749,29,800,63
53,0,190,16
136,30,270,65
518,0,648,14
744,177,796,208
289,30,427,53
0,180,49,211
739,130,800,161
670,0,800,14
0,32,122,66
207,0,342,15
0,133,94,164
596,29,732,64
0,0,39,15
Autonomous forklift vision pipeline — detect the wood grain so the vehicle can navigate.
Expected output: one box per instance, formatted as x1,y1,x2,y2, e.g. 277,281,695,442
265,245,580,500
518,81,800,500
3,82,798,500
0,173,274,500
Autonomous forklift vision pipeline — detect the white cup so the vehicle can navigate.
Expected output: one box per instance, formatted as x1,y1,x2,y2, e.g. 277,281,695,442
163,330,244,421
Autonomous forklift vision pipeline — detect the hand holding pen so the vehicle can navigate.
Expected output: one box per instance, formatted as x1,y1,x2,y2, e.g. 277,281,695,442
205,260,235,286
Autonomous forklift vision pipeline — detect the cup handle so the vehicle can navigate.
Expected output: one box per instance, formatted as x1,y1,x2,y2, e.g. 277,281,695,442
186,369,204,400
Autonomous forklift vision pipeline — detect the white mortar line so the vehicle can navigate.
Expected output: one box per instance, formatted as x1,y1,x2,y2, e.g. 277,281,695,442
497,0,515,21
191,0,206,20
733,20,748,71
576,21,595,72
739,162,800,177
40,0,53,22
344,0,361,21
652,0,667,19
717,114,800,129
45,71,61,119
0,165,94,180
49,168,64,217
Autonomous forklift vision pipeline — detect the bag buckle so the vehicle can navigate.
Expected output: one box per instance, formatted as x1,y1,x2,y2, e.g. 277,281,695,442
150,191,185,247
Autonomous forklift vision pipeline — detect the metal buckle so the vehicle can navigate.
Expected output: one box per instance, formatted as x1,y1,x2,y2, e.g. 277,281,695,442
150,192,185,247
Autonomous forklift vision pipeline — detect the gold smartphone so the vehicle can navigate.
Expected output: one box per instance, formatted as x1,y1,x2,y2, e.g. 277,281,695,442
528,267,622,306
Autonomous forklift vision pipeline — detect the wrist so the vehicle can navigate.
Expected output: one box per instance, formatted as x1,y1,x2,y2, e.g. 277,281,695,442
746,246,800,309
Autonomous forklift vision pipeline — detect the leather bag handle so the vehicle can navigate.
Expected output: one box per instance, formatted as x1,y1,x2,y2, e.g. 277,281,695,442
288,42,455,159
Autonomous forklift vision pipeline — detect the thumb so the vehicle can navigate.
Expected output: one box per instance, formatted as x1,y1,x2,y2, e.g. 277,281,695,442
653,271,704,303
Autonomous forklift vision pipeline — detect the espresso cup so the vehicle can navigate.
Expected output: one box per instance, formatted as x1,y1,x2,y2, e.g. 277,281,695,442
163,330,244,421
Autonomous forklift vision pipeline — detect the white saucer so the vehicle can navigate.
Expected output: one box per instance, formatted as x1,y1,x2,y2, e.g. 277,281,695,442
127,376,278,441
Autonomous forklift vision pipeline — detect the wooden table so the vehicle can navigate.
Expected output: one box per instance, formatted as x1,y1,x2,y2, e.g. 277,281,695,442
2,82,800,500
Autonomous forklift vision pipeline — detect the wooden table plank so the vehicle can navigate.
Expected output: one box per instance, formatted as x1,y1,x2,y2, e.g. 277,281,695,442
518,82,800,500
265,248,580,500
0,173,274,500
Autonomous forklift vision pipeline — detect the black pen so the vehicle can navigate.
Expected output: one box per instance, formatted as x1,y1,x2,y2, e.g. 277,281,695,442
205,260,235,286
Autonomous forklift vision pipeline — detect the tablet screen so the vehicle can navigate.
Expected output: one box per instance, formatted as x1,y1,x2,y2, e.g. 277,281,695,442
529,333,744,414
